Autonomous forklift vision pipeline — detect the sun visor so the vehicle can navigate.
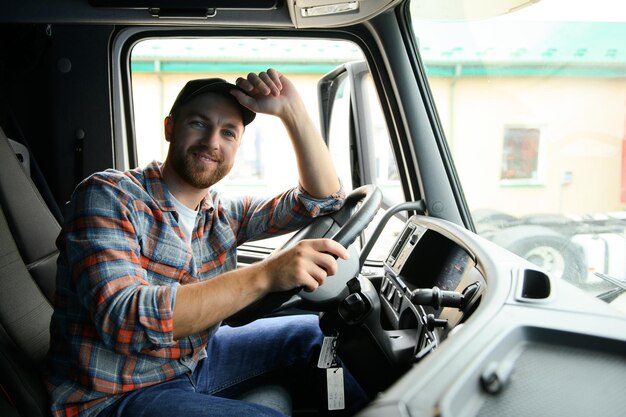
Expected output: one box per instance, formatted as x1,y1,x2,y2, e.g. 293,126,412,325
88,0,279,18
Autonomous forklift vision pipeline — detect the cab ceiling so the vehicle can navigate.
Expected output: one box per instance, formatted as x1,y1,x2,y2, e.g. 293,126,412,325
1,0,400,28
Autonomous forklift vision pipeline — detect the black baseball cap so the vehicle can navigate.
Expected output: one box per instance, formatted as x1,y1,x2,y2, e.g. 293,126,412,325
169,78,256,126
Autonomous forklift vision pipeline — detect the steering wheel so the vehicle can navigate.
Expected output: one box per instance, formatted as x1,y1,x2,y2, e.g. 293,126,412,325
226,185,383,326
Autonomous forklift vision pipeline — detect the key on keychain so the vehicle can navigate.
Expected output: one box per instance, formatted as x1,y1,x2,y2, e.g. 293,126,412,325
317,335,345,410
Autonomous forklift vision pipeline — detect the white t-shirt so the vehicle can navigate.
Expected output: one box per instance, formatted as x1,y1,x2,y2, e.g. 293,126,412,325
168,192,198,244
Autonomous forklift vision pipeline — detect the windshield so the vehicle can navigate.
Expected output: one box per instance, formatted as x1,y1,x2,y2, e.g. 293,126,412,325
410,0,626,315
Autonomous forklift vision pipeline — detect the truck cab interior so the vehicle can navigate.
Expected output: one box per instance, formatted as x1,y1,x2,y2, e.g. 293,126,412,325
1,0,626,416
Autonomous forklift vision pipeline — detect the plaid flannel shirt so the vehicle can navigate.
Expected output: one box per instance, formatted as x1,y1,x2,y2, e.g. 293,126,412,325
46,161,345,417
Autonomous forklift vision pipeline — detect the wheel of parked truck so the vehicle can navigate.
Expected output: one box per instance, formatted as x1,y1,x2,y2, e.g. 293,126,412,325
490,225,587,284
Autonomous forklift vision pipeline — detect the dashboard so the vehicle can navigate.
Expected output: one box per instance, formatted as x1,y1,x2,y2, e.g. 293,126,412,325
378,217,485,358
330,215,487,395
351,214,626,417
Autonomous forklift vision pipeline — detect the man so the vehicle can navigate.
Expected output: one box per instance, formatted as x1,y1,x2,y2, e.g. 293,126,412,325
47,69,367,416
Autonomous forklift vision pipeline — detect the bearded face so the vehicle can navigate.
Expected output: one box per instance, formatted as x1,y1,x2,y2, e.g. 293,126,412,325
164,92,244,190
168,142,230,189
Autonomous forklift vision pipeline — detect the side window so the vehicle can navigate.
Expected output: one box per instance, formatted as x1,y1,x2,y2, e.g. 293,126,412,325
359,73,406,261
326,75,354,191
131,38,403,253
362,73,404,205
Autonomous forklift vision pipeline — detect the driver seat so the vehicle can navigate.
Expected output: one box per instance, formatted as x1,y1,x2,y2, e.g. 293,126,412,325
0,126,292,416
0,126,56,416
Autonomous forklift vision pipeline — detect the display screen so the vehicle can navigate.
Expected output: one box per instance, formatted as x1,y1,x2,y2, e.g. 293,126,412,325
388,226,476,318
437,246,471,292
380,218,485,343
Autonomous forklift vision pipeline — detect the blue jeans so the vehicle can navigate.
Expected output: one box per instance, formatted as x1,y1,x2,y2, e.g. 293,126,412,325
99,315,369,417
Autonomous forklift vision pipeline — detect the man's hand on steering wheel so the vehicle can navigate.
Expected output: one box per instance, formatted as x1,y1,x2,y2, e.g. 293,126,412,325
260,239,350,293
226,185,382,327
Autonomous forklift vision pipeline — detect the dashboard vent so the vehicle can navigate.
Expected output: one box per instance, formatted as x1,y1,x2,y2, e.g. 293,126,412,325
516,269,551,301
